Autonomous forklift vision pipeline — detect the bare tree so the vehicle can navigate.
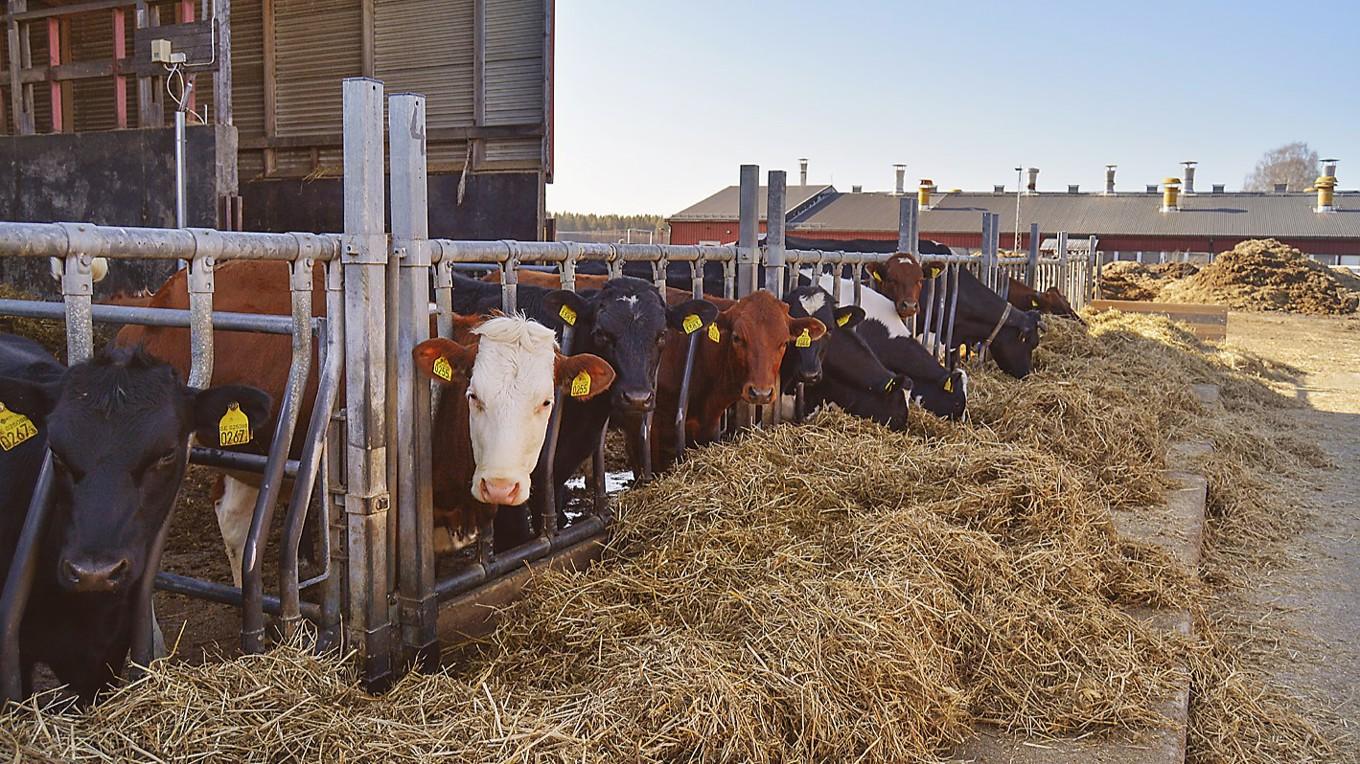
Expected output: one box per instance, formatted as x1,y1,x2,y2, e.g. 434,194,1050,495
1243,142,1319,192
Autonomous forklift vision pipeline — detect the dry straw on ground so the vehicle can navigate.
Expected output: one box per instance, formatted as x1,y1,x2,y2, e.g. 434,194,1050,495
0,312,1334,762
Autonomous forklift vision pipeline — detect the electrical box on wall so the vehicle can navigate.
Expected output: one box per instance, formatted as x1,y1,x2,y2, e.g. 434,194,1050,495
150,39,186,64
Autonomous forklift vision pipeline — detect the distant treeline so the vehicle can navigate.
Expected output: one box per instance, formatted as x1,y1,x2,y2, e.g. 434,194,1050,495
552,212,667,236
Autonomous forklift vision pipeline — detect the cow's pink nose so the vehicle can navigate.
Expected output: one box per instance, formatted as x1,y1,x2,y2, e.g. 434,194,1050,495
479,477,523,506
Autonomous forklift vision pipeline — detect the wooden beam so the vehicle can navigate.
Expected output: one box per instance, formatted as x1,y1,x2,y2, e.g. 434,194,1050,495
1088,299,1228,341
5,0,28,134
45,16,59,132
134,0,152,126
471,0,485,170
57,15,72,129
211,0,228,126
113,7,127,128
10,0,137,22
176,0,194,113
359,0,373,76
238,123,545,151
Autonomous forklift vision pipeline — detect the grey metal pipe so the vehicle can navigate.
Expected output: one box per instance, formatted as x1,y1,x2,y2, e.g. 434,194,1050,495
0,457,54,702
156,572,323,621
433,515,607,602
0,299,299,334
175,109,188,229
0,222,342,262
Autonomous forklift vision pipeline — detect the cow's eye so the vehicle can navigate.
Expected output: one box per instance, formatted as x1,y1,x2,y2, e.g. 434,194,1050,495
541,399,553,409
467,391,484,410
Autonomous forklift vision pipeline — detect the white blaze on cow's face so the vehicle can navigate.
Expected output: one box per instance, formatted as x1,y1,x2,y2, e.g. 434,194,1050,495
463,315,560,506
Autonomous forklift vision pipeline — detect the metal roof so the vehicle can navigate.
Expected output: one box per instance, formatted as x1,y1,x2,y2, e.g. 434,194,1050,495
673,187,1360,240
670,184,835,222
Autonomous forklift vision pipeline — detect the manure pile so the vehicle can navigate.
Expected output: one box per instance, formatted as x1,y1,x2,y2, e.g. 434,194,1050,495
1098,261,1166,301
1159,239,1359,315
0,315,1334,763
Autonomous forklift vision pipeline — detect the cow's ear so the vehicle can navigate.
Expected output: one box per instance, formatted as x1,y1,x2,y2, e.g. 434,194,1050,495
556,353,616,401
865,261,886,284
667,299,719,334
541,290,592,330
414,337,476,386
190,385,273,448
832,305,865,330
788,317,826,343
0,376,60,421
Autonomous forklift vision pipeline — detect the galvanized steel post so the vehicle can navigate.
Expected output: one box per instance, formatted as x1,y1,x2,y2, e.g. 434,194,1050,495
1025,223,1040,288
898,196,919,255
1056,231,1070,301
765,170,786,300
389,92,439,672
737,164,759,298
341,77,394,692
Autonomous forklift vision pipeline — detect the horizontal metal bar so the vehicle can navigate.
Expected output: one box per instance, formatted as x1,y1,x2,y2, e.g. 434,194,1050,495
431,241,738,265
154,572,322,621
0,223,341,262
434,515,607,602
190,447,300,479
0,299,305,335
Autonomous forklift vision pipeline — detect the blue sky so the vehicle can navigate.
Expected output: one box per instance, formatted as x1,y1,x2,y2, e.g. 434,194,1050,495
546,0,1359,216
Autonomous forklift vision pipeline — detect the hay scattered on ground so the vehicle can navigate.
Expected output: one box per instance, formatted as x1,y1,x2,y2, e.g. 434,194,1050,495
1098,261,1166,301
0,312,1335,762
1159,239,1360,315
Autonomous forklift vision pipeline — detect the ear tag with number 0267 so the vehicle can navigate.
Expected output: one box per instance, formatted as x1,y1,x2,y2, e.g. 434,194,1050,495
0,402,38,452
218,402,252,447
432,356,453,382
682,314,702,334
559,304,577,326
794,328,812,348
570,370,592,398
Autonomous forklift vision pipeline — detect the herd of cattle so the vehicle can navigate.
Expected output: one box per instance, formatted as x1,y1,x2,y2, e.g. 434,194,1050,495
0,242,1080,702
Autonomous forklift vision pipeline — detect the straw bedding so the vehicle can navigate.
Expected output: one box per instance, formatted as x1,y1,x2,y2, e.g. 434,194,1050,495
0,313,1334,762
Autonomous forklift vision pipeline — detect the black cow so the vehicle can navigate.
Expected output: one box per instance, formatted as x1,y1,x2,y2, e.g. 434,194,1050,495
0,338,270,703
915,266,1041,379
448,274,716,542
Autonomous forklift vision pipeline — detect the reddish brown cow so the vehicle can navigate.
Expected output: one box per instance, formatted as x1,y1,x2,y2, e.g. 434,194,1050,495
652,290,824,469
865,253,927,319
1006,278,1081,322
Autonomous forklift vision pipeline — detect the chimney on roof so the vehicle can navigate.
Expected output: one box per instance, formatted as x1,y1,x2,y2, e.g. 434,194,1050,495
918,178,935,209
799,158,809,186
852,185,862,193
1068,184,1080,194
1146,184,1159,194
1274,182,1289,193
1162,177,1182,212
1181,161,1197,194
893,164,907,195
1212,184,1225,193
1316,159,1338,212
1026,167,1039,194
1104,164,1117,195
994,184,1006,194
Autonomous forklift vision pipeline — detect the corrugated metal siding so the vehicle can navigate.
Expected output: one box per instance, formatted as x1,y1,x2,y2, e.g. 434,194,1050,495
374,0,474,130
273,0,361,139
482,0,542,127
69,10,117,133
232,0,266,179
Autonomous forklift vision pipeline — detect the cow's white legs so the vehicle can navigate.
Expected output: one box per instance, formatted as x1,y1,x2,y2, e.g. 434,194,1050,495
214,476,260,588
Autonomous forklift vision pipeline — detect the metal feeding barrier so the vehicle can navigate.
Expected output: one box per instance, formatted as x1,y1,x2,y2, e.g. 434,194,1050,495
0,77,1100,696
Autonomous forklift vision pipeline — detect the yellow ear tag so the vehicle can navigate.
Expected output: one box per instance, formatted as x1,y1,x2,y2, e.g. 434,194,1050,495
708,323,721,343
1031,298,1040,309
558,304,577,326
570,370,592,398
0,402,38,452
871,270,883,282
432,356,453,382
930,267,943,278
883,378,897,392
836,313,851,327
682,314,702,334
218,402,252,447
794,328,812,348
943,378,954,393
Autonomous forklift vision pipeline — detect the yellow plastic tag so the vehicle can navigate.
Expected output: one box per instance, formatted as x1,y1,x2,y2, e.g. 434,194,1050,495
943,378,954,393
558,304,577,326
794,328,812,348
930,267,943,278
682,314,703,334
883,378,897,392
707,323,721,343
871,270,883,282
1031,297,1040,309
836,313,851,327
570,370,591,398
218,402,252,447
432,356,453,382
0,403,38,452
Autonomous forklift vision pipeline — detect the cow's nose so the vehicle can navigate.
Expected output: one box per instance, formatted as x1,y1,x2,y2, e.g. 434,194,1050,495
619,389,655,412
797,369,822,385
61,558,129,593
898,300,918,316
479,477,524,506
744,385,775,405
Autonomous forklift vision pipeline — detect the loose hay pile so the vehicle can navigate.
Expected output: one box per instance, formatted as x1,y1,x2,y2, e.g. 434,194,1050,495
1098,261,1165,301
1159,238,1360,315
0,314,1334,762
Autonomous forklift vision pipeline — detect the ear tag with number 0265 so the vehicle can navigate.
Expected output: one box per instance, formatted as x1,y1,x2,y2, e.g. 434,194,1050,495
218,402,252,447
682,314,703,334
559,304,577,326
0,402,38,452
432,356,453,382
794,328,812,348
570,370,592,398
707,323,721,343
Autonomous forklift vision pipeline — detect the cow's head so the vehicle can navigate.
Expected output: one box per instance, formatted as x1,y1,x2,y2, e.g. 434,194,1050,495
415,315,615,506
0,347,271,594
1032,287,1082,323
988,309,1043,378
781,286,861,389
545,278,716,420
815,311,912,429
715,291,825,406
866,253,926,319
911,368,968,421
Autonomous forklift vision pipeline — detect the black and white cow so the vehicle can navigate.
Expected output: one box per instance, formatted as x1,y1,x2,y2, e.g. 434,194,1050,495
0,337,270,702
912,265,1041,379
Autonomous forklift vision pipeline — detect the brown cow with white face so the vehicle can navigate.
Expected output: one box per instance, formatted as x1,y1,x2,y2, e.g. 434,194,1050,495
652,290,824,470
865,253,927,320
